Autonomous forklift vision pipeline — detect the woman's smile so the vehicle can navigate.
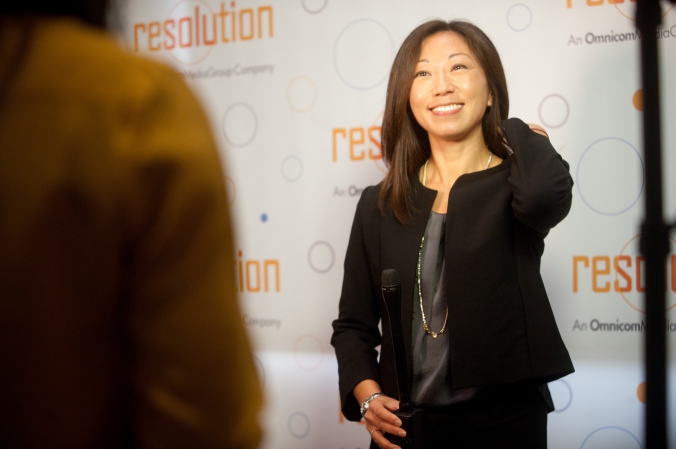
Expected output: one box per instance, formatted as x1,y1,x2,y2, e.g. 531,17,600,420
409,31,492,146
430,103,463,114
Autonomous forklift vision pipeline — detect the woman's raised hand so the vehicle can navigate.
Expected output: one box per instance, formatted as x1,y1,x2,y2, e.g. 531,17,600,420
527,123,549,138
364,395,406,449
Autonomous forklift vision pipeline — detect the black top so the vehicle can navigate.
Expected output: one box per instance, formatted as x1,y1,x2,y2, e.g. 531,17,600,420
331,118,575,422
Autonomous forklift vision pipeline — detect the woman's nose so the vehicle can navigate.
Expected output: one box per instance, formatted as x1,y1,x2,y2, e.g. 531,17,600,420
433,73,455,95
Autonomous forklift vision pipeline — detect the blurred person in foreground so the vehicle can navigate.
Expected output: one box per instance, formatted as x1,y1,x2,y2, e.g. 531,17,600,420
0,1,261,448
332,20,574,449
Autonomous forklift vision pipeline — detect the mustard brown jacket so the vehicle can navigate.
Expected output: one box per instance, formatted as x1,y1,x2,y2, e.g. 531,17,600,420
0,16,260,448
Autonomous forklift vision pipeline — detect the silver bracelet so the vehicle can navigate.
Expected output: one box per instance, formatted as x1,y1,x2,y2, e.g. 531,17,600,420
360,392,384,418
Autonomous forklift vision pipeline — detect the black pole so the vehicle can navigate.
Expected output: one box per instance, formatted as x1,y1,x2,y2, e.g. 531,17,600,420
636,1,672,447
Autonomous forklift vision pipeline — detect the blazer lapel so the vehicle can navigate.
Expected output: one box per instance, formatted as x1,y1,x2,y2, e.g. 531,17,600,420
380,179,436,372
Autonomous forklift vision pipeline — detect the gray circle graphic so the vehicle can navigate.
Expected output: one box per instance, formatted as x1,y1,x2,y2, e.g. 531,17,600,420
301,0,328,14
580,426,642,449
281,155,303,182
576,137,644,216
288,412,311,439
333,19,394,90
222,103,258,147
252,355,265,391
308,241,335,273
539,94,570,129
549,379,572,413
507,4,533,32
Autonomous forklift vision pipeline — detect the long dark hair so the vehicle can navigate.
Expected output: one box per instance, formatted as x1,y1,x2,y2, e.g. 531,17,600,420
0,0,109,28
378,20,510,224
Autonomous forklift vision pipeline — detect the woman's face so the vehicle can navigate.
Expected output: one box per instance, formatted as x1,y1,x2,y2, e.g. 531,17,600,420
409,31,493,146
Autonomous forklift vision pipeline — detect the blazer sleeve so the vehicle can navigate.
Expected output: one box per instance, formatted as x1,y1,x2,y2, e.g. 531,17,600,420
501,118,574,235
330,186,382,422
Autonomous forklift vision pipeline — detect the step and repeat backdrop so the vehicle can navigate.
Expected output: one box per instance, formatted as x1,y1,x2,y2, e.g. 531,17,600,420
121,1,676,447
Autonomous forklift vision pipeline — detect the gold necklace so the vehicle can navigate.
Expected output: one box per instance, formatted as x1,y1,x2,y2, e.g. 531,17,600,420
421,150,492,185
417,150,491,338
417,235,448,338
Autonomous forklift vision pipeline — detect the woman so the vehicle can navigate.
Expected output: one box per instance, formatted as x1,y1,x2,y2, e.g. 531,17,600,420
331,20,574,449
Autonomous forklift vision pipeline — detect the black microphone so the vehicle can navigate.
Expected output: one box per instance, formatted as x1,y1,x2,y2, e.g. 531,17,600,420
381,269,425,449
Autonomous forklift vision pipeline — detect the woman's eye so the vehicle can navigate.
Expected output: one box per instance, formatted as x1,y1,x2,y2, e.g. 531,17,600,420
415,71,429,77
452,64,467,71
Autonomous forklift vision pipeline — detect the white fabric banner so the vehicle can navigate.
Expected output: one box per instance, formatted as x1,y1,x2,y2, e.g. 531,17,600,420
122,1,676,447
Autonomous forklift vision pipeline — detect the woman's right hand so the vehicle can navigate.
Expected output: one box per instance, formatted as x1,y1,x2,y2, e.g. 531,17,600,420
363,394,406,449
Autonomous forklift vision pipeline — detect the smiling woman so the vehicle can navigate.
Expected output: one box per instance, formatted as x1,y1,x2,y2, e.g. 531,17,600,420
409,32,493,154
377,21,512,223
332,19,574,449
408,31,497,213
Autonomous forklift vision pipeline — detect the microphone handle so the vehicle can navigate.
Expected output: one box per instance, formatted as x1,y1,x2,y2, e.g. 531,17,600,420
382,278,426,449
381,284,412,409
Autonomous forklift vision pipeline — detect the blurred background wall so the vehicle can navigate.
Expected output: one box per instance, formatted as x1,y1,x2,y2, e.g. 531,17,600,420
121,1,676,447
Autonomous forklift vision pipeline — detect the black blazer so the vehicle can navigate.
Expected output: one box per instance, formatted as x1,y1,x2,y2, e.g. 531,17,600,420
331,118,575,421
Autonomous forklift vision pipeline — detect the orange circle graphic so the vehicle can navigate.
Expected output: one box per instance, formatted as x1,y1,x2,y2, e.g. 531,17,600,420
633,89,643,111
636,382,646,404
286,76,318,113
614,2,675,21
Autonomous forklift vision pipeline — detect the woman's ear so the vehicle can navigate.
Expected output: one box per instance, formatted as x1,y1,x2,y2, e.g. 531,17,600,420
487,92,493,107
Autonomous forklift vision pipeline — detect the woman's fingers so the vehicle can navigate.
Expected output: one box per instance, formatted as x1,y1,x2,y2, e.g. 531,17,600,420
364,395,406,447
527,123,549,138
368,428,401,449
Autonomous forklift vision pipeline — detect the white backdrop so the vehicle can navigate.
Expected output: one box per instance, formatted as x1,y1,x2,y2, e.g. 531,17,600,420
122,1,676,447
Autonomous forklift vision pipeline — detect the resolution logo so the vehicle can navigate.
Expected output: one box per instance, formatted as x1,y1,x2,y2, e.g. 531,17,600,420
332,125,381,162
567,0,635,7
234,250,280,292
332,111,387,177
572,234,676,312
566,0,675,21
132,0,274,65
